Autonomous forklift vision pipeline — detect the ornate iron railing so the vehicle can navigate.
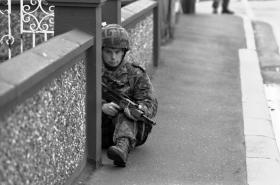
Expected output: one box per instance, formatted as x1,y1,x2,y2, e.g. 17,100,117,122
0,0,13,59
0,0,54,62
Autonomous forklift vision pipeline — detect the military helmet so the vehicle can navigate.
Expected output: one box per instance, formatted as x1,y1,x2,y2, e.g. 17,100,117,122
102,24,130,50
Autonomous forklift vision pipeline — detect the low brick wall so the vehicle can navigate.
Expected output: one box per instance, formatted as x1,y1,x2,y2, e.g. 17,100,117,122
0,61,86,185
121,0,158,76
0,30,93,185
125,13,153,75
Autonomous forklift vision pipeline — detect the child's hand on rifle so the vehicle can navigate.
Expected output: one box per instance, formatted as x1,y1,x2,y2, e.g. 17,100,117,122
102,102,121,116
124,107,137,121
124,105,144,121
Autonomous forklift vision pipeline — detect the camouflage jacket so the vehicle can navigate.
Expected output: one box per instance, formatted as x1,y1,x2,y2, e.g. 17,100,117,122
102,62,158,118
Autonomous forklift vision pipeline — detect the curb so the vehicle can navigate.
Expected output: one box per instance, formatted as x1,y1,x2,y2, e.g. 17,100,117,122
240,13,280,185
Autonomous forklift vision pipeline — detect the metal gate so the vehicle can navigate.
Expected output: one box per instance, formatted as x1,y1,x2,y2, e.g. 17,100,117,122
0,0,54,62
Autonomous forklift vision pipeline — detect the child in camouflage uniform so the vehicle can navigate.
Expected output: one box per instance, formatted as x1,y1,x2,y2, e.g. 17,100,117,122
101,24,158,167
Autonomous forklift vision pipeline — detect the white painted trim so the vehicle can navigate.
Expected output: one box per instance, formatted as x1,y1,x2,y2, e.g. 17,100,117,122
242,16,256,50
242,0,255,20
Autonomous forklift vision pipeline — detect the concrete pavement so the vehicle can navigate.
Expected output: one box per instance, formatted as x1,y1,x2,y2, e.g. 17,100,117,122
189,2,280,184
83,12,249,185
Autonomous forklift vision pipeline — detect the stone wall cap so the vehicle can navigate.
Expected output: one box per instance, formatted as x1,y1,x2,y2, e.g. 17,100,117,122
0,29,93,111
121,0,157,27
48,0,106,5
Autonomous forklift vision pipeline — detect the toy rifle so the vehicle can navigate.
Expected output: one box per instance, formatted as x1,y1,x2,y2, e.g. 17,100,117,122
102,82,156,126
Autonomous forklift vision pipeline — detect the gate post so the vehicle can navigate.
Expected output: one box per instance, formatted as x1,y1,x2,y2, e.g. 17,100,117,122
153,1,160,67
102,0,121,24
48,0,104,169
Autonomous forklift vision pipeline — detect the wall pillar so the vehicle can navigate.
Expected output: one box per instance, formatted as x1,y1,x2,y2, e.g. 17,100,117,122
102,0,121,24
48,0,104,169
153,1,160,67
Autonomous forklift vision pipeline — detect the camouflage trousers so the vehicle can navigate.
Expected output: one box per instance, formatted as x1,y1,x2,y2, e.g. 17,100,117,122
102,112,138,149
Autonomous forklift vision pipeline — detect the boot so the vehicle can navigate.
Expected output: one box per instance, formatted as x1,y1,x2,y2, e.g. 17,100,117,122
222,9,234,14
213,8,218,14
107,137,130,167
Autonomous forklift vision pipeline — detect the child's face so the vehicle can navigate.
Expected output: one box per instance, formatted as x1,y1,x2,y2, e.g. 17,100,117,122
102,47,124,68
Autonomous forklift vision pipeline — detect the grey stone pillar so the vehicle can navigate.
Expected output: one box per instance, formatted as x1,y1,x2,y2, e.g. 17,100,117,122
48,0,104,169
102,0,121,24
